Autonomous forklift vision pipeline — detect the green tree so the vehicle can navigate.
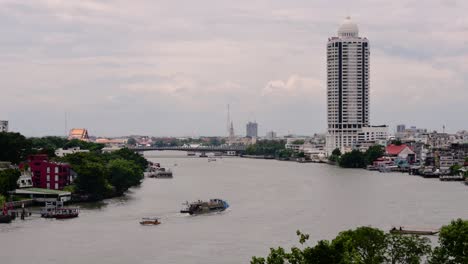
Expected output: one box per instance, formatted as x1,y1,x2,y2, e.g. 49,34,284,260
73,162,110,200
292,140,305,145
111,148,148,170
365,145,385,166
0,169,20,196
332,148,342,156
386,234,431,264
127,137,137,146
0,194,5,207
339,150,366,168
0,132,32,164
449,164,462,176
429,219,468,264
108,159,143,195
332,226,387,264
245,140,287,157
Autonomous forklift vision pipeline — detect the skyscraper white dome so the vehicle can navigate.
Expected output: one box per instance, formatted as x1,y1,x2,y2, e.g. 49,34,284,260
338,16,359,37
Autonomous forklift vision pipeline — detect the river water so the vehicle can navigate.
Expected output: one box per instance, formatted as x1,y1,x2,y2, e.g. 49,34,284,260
1,151,467,263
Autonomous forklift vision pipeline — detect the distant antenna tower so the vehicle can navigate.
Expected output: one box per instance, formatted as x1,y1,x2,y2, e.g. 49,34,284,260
64,112,68,137
227,104,235,138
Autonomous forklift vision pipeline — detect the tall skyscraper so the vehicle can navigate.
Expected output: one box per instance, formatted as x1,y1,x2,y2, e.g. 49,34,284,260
326,17,370,155
246,122,258,138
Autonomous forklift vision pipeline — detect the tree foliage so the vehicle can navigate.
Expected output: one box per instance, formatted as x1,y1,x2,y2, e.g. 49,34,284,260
252,226,433,264
429,219,468,264
365,145,385,165
108,159,143,195
0,169,20,196
60,148,147,200
339,150,367,168
246,140,286,157
0,132,32,164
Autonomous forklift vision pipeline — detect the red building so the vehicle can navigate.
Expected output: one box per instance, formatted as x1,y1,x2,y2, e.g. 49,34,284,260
20,155,72,190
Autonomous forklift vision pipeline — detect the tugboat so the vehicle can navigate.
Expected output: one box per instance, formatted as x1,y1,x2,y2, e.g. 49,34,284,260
140,217,161,226
180,199,229,215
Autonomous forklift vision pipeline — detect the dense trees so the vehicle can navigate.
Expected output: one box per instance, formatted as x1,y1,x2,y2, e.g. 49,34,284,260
245,140,287,157
0,132,105,163
335,146,385,168
60,148,147,200
108,159,143,195
0,132,32,164
0,169,20,197
253,220,468,264
339,149,367,168
429,219,468,263
329,148,342,163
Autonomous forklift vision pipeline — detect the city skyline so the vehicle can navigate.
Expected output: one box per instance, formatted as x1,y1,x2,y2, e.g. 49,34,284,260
1,1,467,137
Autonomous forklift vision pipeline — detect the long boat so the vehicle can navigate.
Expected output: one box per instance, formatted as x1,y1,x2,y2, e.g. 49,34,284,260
180,199,229,215
390,227,439,236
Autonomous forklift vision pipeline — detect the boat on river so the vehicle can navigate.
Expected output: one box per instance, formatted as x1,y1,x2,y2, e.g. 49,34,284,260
390,227,439,236
180,199,229,215
148,168,173,178
140,217,161,226
41,201,79,219
208,158,216,162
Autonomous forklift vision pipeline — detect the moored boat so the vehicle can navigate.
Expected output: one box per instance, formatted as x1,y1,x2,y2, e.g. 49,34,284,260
41,201,79,219
0,214,13,224
180,199,229,215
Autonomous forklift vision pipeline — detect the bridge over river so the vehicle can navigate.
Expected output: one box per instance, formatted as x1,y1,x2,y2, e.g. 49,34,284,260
128,145,247,154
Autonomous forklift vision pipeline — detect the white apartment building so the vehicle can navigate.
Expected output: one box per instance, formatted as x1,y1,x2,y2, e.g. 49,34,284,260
55,147,90,157
326,17,370,155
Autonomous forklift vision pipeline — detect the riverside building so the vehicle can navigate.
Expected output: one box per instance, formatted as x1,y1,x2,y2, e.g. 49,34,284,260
326,17,384,155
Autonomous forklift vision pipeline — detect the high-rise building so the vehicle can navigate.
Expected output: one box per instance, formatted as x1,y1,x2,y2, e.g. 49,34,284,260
0,120,8,132
326,17,370,155
265,131,277,140
397,124,406,133
246,122,258,138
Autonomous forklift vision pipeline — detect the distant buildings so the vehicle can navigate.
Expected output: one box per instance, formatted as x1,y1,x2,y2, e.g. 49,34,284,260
68,128,89,141
246,122,258,138
325,17,386,154
265,131,277,140
20,155,73,190
0,120,8,132
396,124,406,133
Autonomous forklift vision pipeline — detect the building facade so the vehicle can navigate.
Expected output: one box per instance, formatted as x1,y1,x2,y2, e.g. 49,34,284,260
0,120,8,132
326,17,370,155
246,122,258,138
21,155,72,190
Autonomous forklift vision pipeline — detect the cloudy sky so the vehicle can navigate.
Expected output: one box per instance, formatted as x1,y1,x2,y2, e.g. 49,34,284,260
0,0,467,137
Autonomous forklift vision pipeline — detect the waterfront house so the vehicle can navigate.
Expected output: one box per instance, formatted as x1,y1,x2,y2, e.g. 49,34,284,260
20,155,72,190
386,144,416,163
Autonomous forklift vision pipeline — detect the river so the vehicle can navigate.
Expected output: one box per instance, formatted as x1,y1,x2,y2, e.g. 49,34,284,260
1,151,467,263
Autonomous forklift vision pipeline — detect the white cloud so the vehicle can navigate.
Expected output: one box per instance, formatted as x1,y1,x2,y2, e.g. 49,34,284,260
262,75,324,97
0,0,467,136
